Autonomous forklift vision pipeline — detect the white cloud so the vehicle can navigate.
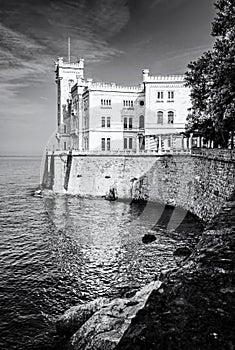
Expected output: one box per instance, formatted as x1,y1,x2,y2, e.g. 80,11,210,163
0,0,130,104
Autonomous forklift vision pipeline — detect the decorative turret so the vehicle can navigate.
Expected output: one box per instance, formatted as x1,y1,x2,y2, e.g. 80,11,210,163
142,69,150,82
55,57,85,130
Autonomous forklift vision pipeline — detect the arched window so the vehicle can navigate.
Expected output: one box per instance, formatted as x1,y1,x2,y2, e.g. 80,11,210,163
157,111,163,124
168,111,174,124
139,115,145,129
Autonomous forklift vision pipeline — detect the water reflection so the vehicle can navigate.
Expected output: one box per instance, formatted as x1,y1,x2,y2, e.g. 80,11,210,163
0,157,204,350
43,195,203,300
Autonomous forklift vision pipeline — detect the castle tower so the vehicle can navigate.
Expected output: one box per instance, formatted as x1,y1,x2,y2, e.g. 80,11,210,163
54,57,84,137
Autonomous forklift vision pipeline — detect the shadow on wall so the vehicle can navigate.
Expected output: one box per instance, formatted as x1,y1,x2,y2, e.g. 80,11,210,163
129,155,235,223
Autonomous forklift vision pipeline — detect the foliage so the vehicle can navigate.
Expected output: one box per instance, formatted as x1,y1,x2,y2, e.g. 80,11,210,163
185,0,235,147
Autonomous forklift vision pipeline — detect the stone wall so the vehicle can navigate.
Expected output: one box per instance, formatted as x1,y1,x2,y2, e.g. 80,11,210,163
132,154,235,222
44,150,235,222
51,152,158,198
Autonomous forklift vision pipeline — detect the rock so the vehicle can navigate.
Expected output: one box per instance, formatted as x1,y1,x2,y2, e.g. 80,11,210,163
142,233,156,244
68,280,161,350
56,297,110,337
173,246,192,257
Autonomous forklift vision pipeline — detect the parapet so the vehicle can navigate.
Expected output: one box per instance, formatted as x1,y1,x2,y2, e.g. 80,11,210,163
55,57,84,70
144,74,185,83
85,81,143,93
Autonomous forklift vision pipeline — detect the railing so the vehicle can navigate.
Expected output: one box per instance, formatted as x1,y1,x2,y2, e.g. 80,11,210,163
47,148,192,157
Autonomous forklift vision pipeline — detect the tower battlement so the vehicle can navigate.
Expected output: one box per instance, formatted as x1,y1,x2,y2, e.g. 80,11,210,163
55,57,84,70
145,74,185,83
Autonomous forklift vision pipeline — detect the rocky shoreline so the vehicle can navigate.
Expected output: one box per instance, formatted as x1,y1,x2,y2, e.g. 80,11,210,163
116,193,235,350
54,192,235,350
55,281,162,350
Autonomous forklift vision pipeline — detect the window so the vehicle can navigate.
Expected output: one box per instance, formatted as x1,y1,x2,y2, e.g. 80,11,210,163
107,138,111,151
101,138,110,151
84,137,89,150
157,111,163,124
157,91,164,100
123,100,134,108
168,91,174,100
101,138,105,151
64,125,67,133
101,116,111,127
101,99,111,106
168,111,174,124
124,117,127,130
84,115,88,128
83,98,89,110
124,137,133,150
168,137,171,148
63,142,67,150
139,115,144,129
124,117,133,130
140,100,144,106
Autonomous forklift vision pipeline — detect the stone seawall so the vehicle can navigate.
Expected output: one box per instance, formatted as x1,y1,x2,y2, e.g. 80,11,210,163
43,150,235,222
132,154,235,222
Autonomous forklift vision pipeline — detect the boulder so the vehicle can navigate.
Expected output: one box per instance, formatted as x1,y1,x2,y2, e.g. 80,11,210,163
67,280,162,350
173,246,192,257
56,297,110,337
142,233,156,244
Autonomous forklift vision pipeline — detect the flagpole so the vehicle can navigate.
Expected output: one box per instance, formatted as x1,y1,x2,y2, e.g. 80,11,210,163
68,37,71,63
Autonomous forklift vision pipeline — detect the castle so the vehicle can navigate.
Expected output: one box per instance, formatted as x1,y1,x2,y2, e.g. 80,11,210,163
54,57,191,152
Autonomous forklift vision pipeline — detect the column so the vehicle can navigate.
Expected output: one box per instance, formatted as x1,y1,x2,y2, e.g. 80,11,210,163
78,94,83,151
197,136,200,148
170,134,173,150
158,135,162,153
137,135,140,152
189,133,193,149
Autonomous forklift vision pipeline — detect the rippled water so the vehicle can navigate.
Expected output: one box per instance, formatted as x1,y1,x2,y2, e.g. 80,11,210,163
0,157,203,350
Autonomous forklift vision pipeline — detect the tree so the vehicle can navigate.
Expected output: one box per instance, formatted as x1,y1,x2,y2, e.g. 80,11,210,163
185,0,235,148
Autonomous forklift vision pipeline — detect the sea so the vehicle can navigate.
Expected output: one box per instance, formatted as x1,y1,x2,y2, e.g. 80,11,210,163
0,156,203,350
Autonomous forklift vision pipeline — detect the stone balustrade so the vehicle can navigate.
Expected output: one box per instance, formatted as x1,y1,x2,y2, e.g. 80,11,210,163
47,148,192,157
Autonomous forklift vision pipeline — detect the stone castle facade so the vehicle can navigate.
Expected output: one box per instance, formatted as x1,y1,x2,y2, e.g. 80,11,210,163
54,57,191,152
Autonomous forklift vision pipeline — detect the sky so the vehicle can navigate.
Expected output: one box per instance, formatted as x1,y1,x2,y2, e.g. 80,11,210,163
0,0,216,155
